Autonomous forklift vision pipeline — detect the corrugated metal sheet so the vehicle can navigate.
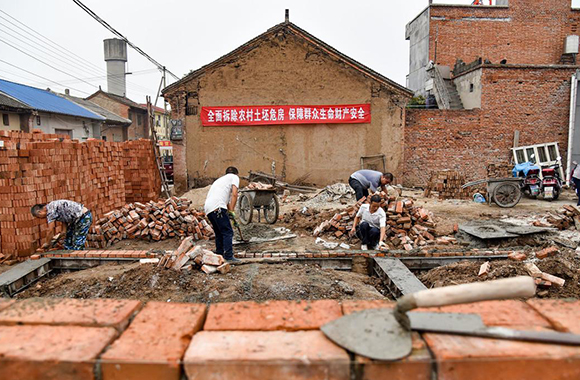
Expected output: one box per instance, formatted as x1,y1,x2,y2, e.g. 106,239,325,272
0,79,104,120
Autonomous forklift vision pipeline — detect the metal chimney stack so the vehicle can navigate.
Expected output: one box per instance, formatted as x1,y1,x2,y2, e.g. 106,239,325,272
103,38,127,97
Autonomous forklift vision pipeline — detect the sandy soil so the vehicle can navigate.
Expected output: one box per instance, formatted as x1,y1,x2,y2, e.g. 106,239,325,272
17,262,386,303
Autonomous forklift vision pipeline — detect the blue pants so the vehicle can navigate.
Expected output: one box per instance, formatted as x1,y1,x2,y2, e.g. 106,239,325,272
349,177,369,201
207,208,234,260
356,221,380,247
64,211,92,250
573,177,580,206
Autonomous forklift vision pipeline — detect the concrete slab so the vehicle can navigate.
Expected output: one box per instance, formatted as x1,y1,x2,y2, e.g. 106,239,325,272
373,257,426,297
0,258,52,296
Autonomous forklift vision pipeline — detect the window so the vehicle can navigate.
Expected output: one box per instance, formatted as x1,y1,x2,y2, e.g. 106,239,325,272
102,136,107,141
55,129,73,138
2,114,8,126
137,114,143,125
469,83,474,93
36,116,41,125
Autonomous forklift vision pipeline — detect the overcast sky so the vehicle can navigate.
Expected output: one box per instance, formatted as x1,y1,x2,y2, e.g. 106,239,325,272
1,0,579,103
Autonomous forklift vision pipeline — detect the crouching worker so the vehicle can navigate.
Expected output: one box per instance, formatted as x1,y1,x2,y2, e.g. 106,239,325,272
349,194,387,250
204,166,241,263
31,200,92,250
348,170,393,201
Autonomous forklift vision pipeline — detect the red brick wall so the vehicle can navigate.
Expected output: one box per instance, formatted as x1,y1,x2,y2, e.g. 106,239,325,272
429,0,580,69
404,66,575,186
0,131,160,259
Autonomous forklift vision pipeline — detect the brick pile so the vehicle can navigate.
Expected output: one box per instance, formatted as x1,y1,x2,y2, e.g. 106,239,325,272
0,131,161,259
313,194,443,250
157,236,230,274
423,171,471,200
87,197,213,248
534,205,580,231
487,163,513,179
122,140,161,203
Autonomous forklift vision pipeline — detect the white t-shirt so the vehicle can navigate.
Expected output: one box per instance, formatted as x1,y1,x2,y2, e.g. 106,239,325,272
573,164,580,180
204,173,240,215
356,204,386,229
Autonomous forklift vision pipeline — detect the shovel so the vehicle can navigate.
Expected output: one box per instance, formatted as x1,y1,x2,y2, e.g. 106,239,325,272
321,276,536,361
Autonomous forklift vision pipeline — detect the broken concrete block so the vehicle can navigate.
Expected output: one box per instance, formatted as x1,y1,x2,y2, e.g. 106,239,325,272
508,252,527,261
541,272,565,287
201,264,218,274
217,263,231,274
524,262,543,278
478,262,490,277
535,246,559,259
139,258,160,264
202,252,225,266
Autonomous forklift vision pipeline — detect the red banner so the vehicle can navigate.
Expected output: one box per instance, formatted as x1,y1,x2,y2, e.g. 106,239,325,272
201,104,371,126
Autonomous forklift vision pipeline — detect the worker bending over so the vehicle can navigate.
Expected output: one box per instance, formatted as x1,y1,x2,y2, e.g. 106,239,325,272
204,167,241,263
349,170,394,201
31,200,92,250
349,194,387,250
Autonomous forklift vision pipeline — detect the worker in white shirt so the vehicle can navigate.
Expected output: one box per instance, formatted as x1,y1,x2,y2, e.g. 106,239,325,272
349,194,387,250
204,167,241,263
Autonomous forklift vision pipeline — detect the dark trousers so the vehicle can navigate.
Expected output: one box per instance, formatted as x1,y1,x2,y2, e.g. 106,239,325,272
64,211,92,250
356,222,380,247
349,177,369,201
573,177,580,206
207,208,234,260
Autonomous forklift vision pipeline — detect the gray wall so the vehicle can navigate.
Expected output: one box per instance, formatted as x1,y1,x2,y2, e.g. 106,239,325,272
454,69,482,109
405,8,430,96
35,112,100,140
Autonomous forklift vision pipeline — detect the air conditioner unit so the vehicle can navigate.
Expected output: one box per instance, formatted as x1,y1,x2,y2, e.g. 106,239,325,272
565,35,579,55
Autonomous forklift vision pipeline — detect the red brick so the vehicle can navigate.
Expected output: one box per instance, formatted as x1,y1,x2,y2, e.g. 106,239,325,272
101,302,206,380
183,331,350,380
527,299,580,334
204,300,342,331
0,298,141,331
341,300,431,380
0,299,14,312
0,325,116,380
423,299,580,380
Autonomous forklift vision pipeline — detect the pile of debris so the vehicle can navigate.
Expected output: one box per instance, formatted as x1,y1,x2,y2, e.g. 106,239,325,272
87,197,213,248
423,171,471,200
156,237,230,274
306,183,355,205
313,195,445,250
536,205,580,231
245,182,275,190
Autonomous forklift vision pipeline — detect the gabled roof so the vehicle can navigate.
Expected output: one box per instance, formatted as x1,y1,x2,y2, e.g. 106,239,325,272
162,22,413,97
87,90,147,110
139,104,168,114
0,92,31,111
0,79,104,120
61,94,132,126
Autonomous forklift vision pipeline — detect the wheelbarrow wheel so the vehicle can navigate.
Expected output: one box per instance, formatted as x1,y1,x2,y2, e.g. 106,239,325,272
238,193,253,225
492,182,522,208
263,195,279,224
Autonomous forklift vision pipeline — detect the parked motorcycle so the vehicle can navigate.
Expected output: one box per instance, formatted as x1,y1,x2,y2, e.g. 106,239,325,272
521,167,541,198
540,159,563,201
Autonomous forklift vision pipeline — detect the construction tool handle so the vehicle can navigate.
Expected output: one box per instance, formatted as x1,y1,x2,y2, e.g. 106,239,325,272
402,276,536,311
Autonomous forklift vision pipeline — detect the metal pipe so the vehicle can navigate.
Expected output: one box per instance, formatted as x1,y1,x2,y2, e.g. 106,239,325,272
567,71,578,186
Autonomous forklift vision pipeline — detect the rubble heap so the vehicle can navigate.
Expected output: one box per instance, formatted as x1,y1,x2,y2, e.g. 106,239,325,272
157,237,231,274
87,197,213,248
423,171,471,200
313,195,443,250
534,205,580,230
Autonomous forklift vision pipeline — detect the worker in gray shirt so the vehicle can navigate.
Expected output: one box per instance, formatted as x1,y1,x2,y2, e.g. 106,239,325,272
572,161,580,206
349,170,393,201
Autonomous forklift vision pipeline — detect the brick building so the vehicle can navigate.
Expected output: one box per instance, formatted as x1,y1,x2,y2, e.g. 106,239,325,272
162,20,412,193
404,0,580,185
87,90,150,141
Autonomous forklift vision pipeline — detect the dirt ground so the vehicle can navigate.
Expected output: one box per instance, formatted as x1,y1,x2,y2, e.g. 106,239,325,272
419,250,580,299
17,262,386,303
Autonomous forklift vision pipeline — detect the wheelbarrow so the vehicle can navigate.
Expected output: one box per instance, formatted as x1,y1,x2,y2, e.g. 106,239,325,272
462,177,523,208
238,188,280,225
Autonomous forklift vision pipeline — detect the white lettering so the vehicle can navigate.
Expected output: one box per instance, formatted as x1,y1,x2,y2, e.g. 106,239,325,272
223,110,230,122
358,107,365,119
231,109,238,122
239,110,246,122
297,108,304,120
327,108,335,119
254,109,261,121
312,109,319,119
278,108,285,121
320,108,327,119
350,107,357,119
289,108,296,120
334,108,342,119
304,108,311,120
262,109,270,121
215,110,223,122
270,108,277,121
246,109,253,122
207,110,215,122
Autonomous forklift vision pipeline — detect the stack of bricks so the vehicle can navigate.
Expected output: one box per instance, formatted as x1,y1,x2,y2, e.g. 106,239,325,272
313,195,439,250
122,139,161,203
423,171,471,200
0,131,160,259
87,197,213,248
157,236,230,274
487,163,513,179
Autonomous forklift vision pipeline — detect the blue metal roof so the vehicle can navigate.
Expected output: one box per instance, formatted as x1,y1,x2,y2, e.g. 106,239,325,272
0,79,104,120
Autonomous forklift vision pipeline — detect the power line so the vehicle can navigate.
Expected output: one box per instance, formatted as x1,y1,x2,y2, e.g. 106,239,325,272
0,59,90,95
0,36,100,89
0,10,159,95
72,0,179,80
